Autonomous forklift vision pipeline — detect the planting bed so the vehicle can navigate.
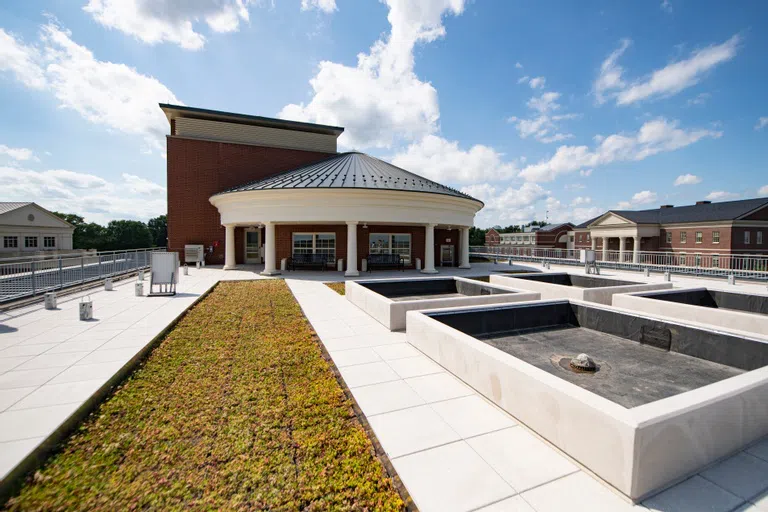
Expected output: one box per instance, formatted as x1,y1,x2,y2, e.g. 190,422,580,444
324,281,346,295
490,271,673,304
346,276,539,331
5,281,404,511
407,300,768,501
613,287,768,337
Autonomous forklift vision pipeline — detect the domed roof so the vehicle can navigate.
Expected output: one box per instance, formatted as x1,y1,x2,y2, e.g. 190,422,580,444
215,152,482,205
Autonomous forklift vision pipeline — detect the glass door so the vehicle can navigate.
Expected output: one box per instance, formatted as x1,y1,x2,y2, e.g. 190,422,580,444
245,230,261,263
440,245,454,267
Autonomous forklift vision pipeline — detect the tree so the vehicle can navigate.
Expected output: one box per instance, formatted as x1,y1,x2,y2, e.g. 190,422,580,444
104,220,153,250
148,215,168,248
468,226,487,246
53,212,105,250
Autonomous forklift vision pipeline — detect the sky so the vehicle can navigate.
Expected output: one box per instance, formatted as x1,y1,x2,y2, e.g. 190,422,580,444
0,0,766,228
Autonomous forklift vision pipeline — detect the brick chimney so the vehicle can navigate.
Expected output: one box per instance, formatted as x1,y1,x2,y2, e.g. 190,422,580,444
695,200,711,205
659,204,674,209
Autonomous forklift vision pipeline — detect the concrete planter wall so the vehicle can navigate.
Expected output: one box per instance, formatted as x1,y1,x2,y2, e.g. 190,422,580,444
613,287,768,338
346,276,540,331
490,272,673,305
405,300,768,502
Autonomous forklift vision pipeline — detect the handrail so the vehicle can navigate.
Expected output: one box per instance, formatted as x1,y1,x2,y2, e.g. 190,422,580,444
0,247,161,263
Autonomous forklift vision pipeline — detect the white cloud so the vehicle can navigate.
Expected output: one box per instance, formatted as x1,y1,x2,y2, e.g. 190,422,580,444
0,166,166,224
673,173,701,186
565,183,586,190
759,185,768,195
0,29,47,89
571,196,591,205
515,62,523,69
517,75,529,84
686,92,710,106
705,190,739,201
83,0,261,50
594,38,630,104
0,144,36,161
616,190,657,209
528,76,546,89
595,35,740,106
279,0,466,150
390,134,516,184
756,117,768,130
301,0,337,13
509,92,577,144
519,118,721,182
579,169,593,177
661,0,673,13
461,182,550,227
0,23,182,154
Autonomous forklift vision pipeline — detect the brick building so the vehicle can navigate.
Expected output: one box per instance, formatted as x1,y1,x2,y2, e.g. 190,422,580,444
162,104,483,275
484,228,500,246
569,198,768,263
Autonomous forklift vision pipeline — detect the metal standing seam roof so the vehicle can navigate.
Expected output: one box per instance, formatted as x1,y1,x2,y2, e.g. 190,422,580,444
215,152,483,205
608,197,768,224
0,202,33,215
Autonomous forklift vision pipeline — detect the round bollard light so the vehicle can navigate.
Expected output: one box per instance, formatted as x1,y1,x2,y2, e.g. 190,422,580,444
183,264,189,276
135,282,144,296
104,278,113,291
138,270,145,281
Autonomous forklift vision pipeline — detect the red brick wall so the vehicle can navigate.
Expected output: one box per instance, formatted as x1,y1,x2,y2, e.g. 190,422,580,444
732,227,768,253
659,227,732,253
166,136,334,264
276,224,347,265
485,229,500,246
535,225,572,248
359,225,426,269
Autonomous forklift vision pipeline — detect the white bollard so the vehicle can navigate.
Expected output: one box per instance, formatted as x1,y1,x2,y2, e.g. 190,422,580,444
104,278,113,291
728,274,736,286
135,282,144,296
663,271,671,282
196,261,201,269
415,258,421,271
138,270,145,281
361,259,368,272
644,268,650,277
44,292,57,310
337,259,344,272
183,264,189,276
79,296,93,321
281,258,288,271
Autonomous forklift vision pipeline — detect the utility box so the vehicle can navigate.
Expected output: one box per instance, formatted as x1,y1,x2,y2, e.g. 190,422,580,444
184,245,205,265
44,292,57,310
415,258,421,271
135,282,144,296
79,296,93,321
104,278,113,291
337,259,344,272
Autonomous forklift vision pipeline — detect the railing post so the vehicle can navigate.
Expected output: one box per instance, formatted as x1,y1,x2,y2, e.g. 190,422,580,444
58,258,63,290
31,262,36,296
81,256,85,284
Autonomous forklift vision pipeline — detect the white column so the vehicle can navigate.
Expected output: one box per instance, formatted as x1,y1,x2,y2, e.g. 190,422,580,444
345,221,359,276
422,223,438,274
459,227,471,269
223,224,236,270
618,236,626,262
602,237,608,261
590,236,596,250
260,221,280,275
633,236,640,263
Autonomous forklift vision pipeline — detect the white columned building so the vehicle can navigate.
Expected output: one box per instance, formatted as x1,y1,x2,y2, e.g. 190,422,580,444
618,236,626,262
224,224,236,270
633,236,641,263
459,227,471,268
262,221,279,275
422,224,438,274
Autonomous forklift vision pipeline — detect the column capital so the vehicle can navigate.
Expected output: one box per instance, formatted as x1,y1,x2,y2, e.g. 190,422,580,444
346,220,359,226
425,223,438,228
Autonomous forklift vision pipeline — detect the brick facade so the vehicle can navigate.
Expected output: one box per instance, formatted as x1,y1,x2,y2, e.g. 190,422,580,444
166,136,334,264
535,224,572,249
485,228,500,246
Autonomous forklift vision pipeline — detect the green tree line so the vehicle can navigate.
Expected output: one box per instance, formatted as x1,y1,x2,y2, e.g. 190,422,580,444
468,221,548,246
53,213,167,251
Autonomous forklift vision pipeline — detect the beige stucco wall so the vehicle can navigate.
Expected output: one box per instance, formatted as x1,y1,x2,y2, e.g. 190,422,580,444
0,204,74,253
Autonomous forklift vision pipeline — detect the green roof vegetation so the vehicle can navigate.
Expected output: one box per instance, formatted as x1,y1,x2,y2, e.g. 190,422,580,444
6,280,404,511
324,282,346,295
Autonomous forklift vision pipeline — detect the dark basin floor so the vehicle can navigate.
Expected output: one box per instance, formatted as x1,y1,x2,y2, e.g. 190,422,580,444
480,326,743,408
390,292,465,301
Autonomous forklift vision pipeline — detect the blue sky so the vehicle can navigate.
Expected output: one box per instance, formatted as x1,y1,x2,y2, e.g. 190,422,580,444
0,0,766,227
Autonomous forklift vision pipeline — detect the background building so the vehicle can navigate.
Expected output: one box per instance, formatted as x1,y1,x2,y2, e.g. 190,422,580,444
0,202,74,256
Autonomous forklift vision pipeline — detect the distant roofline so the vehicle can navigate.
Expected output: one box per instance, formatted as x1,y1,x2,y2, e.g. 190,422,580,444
159,104,345,137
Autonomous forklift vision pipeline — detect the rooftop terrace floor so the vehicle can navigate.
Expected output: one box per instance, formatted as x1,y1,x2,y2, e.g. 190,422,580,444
1,262,767,510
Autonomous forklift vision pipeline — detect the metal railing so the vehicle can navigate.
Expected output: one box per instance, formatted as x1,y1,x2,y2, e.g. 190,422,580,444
0,248,164,304
470,246,768,280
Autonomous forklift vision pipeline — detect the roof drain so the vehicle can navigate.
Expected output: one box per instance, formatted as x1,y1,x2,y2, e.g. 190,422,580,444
569,353,598,373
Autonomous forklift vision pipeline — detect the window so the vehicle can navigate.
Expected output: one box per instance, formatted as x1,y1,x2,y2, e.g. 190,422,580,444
25,236,38,248
678,253,687,266
666,231,672,244
758,231,764,245
695,231,702,244
369,233,411,265
680,231,687,244
44,236,56,248
578,234,583,242
695,253,702,267
712,254,720,268
569,235,574,243
3,236,18,248
744,231,751,245
712,231,720,244
292,233,336,263
586,234,591,242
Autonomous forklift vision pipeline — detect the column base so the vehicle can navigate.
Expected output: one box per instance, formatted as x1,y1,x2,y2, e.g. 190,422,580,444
421,268,439,274
344,270,359,277
260,270,282,276
459,264,471,269
223,265,237,270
